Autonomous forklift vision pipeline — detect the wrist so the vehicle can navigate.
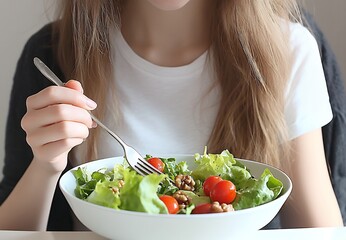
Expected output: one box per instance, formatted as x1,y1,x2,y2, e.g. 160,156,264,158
32,154,68,175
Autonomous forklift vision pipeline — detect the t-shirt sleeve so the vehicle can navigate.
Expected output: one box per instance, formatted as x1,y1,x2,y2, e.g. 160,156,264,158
284,22,333,140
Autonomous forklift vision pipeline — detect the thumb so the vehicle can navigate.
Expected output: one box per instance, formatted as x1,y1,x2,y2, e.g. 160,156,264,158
64,80,84,93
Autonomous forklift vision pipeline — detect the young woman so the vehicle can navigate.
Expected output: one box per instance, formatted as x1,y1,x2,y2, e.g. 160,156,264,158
0,0,343,230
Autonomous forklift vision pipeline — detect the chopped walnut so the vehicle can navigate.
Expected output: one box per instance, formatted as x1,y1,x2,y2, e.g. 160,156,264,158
175,174,195,191
111,180,125,194
118,180,125,188
210,202,234,213
173,190,192,209
111,187,120,194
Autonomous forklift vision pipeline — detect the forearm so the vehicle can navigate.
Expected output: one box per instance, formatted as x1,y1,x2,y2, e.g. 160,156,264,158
0,159,62,230
280,129,343,228
281,183,343,228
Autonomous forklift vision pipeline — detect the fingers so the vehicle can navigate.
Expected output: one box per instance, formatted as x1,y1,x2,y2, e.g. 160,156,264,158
21,104,94,131
21,79,98,167
26,85,97,111
26,121,90,148
64,80,84,93
34,138,84,162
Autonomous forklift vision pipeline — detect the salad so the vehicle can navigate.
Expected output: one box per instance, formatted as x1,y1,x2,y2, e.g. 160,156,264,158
73,148,284,214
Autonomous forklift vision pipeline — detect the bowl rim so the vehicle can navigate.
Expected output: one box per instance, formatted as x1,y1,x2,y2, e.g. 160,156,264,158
59,155,292,218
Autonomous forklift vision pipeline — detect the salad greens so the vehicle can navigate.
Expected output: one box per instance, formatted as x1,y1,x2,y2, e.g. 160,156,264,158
73,149,283,213
73,164,168,214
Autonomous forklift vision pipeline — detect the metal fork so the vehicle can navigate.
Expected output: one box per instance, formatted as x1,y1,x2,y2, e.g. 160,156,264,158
33,57,163,177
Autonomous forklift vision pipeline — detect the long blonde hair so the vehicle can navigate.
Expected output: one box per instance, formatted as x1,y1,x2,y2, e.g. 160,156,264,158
53,0,301,167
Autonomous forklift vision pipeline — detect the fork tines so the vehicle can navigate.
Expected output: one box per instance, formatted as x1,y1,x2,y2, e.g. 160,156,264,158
135,158,175,184
135,158,162,176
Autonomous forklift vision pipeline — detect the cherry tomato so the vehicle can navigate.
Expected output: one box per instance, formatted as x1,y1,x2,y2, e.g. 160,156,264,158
147,157,165,172
191,203,212,214
210,180,236,204
159,195,179,214
203,176,223,196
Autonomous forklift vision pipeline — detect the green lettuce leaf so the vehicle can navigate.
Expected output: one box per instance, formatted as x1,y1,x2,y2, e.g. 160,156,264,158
119,170,168,214
157,178,179,195
86,179,121,209
73,167,95,199
161,157,191,179
180,190,210,206
191,149,251,186
232,168,283,210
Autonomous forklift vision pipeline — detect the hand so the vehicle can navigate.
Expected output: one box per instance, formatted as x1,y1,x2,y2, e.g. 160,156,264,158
21,80,97,173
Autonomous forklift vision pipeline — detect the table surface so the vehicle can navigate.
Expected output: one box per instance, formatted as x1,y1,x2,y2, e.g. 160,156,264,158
0,227,345,240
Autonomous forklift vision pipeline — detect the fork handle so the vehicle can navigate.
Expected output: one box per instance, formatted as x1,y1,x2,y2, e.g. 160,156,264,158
89,115,127,148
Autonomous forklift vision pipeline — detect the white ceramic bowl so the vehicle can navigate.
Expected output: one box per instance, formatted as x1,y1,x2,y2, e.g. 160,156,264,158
59,155,292,240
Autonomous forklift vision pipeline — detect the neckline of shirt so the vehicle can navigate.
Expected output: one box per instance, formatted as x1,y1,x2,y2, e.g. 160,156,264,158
112,28,209,78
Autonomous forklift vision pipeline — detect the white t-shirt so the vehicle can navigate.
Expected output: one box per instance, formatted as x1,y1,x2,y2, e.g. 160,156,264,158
73,22,332,163
284,22,332,139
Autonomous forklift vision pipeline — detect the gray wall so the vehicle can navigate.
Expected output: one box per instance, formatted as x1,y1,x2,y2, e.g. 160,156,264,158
0,1,345,179
303,0,346,80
